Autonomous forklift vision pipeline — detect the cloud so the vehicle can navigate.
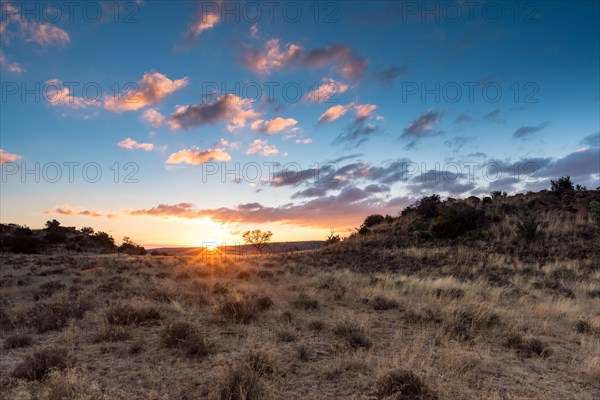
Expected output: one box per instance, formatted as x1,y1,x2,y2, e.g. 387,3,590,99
0,149,22,164
187,3,221,41
43,205,103,218
45,79,98,109
401,110,444,149
373,66,408,84
104,72,188,112
246,139,279,157
166,147,231,165
318,101,377,124
333,122,379,147
1,3,69,47
444,136,473,153
142,108,167,128
454,108,504,125
117,138,155,151
579,132,599,149
295,138,312,144
241,40,367,80
168,94,260,132
218,138,241,150
0,49,24,73
124,186,395,228
251,117,298,134
304,77,349,104
513,122,549,139
318,104,353,124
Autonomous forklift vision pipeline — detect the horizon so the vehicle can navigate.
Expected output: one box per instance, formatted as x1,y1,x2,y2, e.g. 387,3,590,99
1,0,599,247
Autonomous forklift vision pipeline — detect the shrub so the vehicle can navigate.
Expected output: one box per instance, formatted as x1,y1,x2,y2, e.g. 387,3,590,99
307,320,325,331
219,297,256,323
12,347,73,380
276,328,296,342
246,350,274,376
376,370,437,400
297,345,310,361
550,176,574,194
291,293,319,310
334,321,372,349
515,216,540,241
4,333,33,349
161,322,210,358
255,296,273,311
324,229,341,245
491,191,507,200
94,321,131,342
213,365,271,400
105,304,162,326
504,334,551,358
430,205,484,239
371,296,399,310
358,214,386,234
402,194,442,218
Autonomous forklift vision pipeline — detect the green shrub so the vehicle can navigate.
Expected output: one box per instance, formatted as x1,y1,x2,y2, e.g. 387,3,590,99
550,176,574,194
515,216,540,241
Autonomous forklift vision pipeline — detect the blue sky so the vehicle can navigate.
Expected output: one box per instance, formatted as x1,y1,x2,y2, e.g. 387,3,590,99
1,0,599,246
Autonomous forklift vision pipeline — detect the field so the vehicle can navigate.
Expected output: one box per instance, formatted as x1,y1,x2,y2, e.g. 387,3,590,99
1,223,599,400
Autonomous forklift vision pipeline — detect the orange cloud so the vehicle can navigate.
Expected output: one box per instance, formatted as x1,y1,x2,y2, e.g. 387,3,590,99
304,78,349,104
251,117,298,134
43,205,104,218
0,49,24,73
104,72,188,112
245,139,279,157
166,147,231,165
142,108,167,128
318,102,378,124
45,79,98,109
168,94,260,132
0,149,22,164
117,138,155,151
318,104,353,124
242,40,367,80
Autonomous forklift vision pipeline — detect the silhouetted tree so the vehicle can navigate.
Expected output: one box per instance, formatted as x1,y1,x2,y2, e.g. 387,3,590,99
325,229,341,245
242,230,273,254
81,226,94,235
44,219,61,230
550,176,574,194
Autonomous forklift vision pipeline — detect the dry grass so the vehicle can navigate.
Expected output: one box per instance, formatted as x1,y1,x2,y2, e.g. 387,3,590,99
0,244,599,399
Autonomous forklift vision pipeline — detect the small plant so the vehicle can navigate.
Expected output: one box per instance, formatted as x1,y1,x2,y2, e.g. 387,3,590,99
4,333,33,349
376,369,437,400
276,327,296,342
307,319,325,331
105,303,162,326
161,321,210,358
334,320,372,349
213,365,271,400
515,216,540,241
291,293,319,310
255,296,273,311
219,297,256,323
504,334,551,358
491,190,508,200
371,296,399,311
246,350,274,376
297,345,310,361
324,228,341,245
12,347,73,380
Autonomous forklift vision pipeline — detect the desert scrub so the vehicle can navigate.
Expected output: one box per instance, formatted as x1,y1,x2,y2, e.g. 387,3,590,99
376,369,438,399
4,332,33,349
334,320,373,349
12,347,73,380
105,303,162,326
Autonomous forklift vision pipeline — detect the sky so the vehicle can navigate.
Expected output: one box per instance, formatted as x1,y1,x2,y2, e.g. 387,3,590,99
1,0,599,247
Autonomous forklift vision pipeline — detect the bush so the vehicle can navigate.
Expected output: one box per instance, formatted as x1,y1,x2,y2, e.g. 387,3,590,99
4,333,33,349
504,334,551,358
105,304,162,326
550,176,574,194
491,191,507,200
12,347,73,380
429,205,484,239
403,194,442,218
376,370,438,399
371,296,399,310
213,365,271,400
161,322,210,358
219,297,256,323
291,293,319,310
515,216,540,241
334,321,372,349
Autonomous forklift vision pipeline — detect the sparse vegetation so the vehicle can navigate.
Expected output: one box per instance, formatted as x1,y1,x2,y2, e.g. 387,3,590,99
12,347,73,381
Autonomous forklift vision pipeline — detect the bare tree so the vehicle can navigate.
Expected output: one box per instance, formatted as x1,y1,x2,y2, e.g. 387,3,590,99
242,230,273,255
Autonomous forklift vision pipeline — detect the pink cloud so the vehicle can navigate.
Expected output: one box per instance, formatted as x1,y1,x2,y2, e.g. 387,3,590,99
142,108,167,128
117,138,155,151
45,79,98,109
318,102,378,124
241,40,367,80
251,117,298,134
0,149,22,165
304,78,349,104
0,50,24,73
24,22,70,46
246,139,279,157
104,72,188,112
166,147,231,165
168,94,260,132
43,204,104,218
318,104,353,124
218,138,241,150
